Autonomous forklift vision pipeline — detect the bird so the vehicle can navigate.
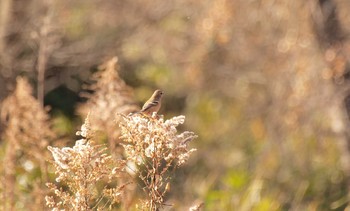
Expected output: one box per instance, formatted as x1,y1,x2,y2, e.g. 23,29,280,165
138,89,164,116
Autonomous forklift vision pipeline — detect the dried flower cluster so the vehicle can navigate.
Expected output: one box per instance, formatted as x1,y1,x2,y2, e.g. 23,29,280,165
45,115,126,210
120,113,197,210
79,57,138,147
1,77,54,161
0,77,54,210
78,57,139,209
189,202,204,211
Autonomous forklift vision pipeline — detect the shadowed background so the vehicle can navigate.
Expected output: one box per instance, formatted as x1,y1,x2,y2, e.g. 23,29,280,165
1,0,350,210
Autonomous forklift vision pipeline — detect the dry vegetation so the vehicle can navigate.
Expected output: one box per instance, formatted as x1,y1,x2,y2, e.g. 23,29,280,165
45,114,126,210
1,0,350,210
1,69,198,210
78,57,138,153
120,113,196,210
1,77,54,210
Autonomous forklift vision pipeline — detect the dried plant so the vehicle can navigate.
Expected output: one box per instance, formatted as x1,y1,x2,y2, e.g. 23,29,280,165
1,76,54,163
120,113,197,210
35,0,59,107
0,77,54,210
189,202,204,211
45,114,127,210
78,57,139,210
79,57,138,149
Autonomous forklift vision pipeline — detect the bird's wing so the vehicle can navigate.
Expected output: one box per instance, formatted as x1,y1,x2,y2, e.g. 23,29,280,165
141,101,159,112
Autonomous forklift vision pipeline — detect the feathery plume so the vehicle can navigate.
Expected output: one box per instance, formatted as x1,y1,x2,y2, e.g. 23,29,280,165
0,77,54,210
120,113,197,210
78,57,138,146
45,114,127,210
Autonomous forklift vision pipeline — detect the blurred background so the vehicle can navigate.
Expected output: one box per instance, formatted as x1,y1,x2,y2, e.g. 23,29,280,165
1,0,350,210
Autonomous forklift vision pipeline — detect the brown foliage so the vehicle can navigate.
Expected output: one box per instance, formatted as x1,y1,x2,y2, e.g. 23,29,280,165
78,57,138,151
0,77,55,210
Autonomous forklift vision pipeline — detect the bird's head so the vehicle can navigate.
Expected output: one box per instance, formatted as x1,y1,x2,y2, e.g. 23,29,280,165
153,89,164,100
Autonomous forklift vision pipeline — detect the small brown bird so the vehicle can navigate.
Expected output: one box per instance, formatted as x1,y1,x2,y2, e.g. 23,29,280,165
139,89,164,115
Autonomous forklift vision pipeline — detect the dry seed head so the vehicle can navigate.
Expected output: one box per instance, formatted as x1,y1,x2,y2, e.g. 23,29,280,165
46,115,127,210
120,114,197,209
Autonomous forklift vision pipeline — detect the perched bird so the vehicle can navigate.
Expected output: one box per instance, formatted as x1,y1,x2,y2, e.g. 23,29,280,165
139,89,163,116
